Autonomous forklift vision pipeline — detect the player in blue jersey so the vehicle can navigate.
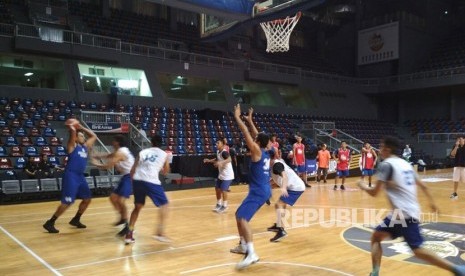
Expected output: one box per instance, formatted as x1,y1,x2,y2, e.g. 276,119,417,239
230,104,271,270
43,121,97,233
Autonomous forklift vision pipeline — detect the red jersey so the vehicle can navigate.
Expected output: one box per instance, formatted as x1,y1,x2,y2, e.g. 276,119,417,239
361,150,375,169
271,141,279,150
293,143,305,165
224,145,230,152
335,148,350,170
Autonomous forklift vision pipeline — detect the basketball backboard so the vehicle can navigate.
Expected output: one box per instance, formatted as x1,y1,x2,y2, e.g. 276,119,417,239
201,0,300,39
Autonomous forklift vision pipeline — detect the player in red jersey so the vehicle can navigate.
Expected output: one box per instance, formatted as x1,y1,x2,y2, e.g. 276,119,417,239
333,141,351,190
293,135,310,188
360,142,377,187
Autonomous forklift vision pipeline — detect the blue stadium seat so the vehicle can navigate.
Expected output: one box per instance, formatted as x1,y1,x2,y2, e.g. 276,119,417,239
15,127,26,137
0,146,7,157
15,157,27,169
25,146,39,157
0,119,6,127
0,97,8,106
5,136,18,146
56,146,67,156
23,119,34,128
48,156,60,167
43,127,55,137
35,137,47,146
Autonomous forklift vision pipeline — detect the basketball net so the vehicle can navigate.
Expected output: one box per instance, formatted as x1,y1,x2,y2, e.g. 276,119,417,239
260,12,301,53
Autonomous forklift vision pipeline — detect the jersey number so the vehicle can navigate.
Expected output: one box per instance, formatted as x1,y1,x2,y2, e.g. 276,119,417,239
402,170,415,186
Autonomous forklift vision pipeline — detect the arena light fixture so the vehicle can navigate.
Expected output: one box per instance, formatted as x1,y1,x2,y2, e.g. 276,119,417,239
24,72,34,76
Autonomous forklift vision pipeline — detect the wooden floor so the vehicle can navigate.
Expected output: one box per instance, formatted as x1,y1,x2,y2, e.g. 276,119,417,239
1,169,464,276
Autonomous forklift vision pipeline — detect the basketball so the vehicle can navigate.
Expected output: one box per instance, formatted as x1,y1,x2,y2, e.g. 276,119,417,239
65,118,80,129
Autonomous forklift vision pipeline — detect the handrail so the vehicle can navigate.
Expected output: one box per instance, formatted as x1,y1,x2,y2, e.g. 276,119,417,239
6,23,465,86
417,132,464,143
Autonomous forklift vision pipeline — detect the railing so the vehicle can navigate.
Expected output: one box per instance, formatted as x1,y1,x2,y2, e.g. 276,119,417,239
249,60,301,75
418,132,464,143
382,66,465,85
80,111,131,124
128,123,151,151
6,23,465,86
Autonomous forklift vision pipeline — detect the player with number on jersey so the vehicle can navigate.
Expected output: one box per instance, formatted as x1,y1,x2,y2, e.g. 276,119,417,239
333,141,351,190
360,142,377,187
230,105,271,270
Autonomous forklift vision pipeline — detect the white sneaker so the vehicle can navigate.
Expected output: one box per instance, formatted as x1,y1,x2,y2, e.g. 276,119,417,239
153,235,172,243
236,252,259,270
216,206,228,213
212,204,221,211
230,244,246,254
450,193,458,200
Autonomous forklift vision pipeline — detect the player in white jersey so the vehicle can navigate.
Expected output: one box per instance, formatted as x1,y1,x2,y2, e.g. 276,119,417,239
358,136,465,276
91,135,135,236
204,138,234,213
124,134,170,244
267,149,305,242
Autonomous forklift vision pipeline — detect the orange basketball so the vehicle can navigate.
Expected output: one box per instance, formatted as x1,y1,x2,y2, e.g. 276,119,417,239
65,118,80,129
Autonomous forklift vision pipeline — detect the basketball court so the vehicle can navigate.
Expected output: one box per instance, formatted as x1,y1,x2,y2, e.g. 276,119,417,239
1,170,464,275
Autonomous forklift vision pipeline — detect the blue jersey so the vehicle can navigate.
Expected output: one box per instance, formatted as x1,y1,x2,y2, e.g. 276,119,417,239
65,144,88,174
248,149,271,198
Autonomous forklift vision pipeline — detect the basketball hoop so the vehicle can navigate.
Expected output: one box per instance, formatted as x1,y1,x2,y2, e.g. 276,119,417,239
260,11,301,53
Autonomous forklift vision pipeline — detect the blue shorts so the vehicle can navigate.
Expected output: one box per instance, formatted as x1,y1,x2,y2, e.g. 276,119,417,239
375,216,423,249
236,191,268,222
295,165,306,173
61,171,91,204
113,174,132,198
279,190,304,206
216,179,232,192
362,169,374,176
133,180,168,207
337,170,349,177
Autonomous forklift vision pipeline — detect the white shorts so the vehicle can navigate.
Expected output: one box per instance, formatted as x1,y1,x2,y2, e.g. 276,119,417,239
452,167,465,182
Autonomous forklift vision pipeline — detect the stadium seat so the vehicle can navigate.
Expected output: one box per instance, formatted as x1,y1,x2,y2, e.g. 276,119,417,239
43,127,55,137
21,179,39,193
1,127,12,136
25,146,39,157
14,157,27,169
56,146,67,156
5,136,18,146
0,157,13,169
40,178,58,191
0,146,7,157
35,137,48,146
10,146,23,157
23,119,34,128
15,127,26,137
49,137,61,146
1,180,20,194
20,137,33,146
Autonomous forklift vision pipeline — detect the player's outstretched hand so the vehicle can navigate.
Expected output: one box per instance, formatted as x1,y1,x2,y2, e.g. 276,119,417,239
234,104,241,118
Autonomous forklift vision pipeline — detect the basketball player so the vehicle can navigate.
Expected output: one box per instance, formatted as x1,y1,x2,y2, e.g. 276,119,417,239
230,104,271,270
267,149,305,242
270,134,281,159
43,122,97,233
91,135,135,236
358,136,465,276
124,135,170,244
222,137,230,153
293,135,310,188
333,141,351,190
450,136,465,199
204,138,234,213
360,142,377,187
316,144,331,183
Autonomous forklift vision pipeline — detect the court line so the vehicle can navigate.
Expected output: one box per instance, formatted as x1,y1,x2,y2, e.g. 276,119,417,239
180,261,354,275
56,220,332,271
0,225,62,276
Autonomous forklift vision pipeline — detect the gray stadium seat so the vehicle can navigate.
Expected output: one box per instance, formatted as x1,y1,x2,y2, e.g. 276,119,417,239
85,176,96,189
40,178,58,191
110,175,122,187
94,175,111,188
21,179,40,193
1,180,21,194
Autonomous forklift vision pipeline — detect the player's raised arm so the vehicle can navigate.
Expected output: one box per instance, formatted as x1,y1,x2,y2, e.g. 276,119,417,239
234,104,261,162
79,124,98,149
244,107,259,138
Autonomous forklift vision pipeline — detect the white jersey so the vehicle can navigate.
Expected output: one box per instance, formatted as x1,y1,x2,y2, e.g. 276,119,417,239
115,147,134,175
271,159,305,192
132,147,168,185
376,156,420,219
217,149,234,180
